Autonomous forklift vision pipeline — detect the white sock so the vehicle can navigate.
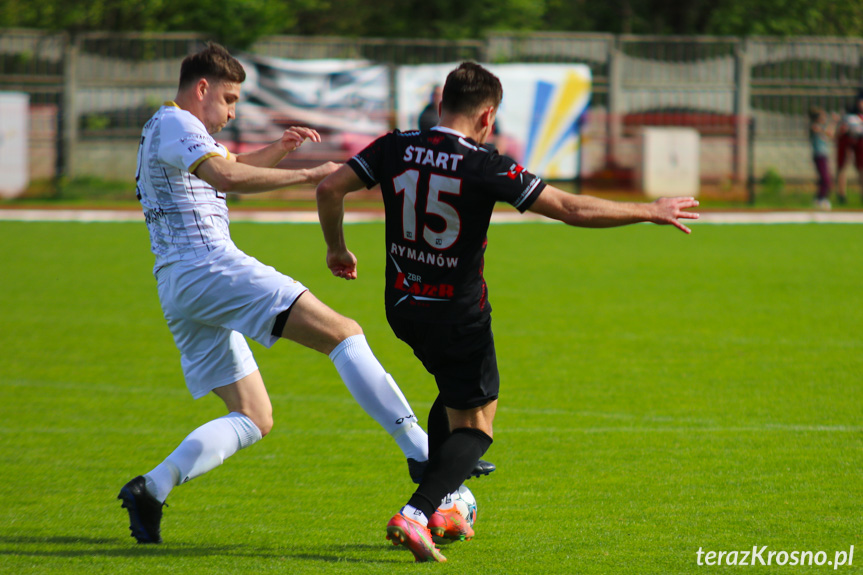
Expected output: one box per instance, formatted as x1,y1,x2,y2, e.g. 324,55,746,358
144,412,262,503
438,492,456,511
330,335,429,461
401,504,428,526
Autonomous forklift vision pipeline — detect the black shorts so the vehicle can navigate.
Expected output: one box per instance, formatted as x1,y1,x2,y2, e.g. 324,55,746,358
387,313,500,410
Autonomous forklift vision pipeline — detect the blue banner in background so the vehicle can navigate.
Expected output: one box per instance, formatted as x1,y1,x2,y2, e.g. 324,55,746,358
398,63,592,179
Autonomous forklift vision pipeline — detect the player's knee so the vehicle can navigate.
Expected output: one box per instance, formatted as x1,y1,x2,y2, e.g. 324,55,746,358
325,316,363,351
452,423,494,440
247,409,273,437
339,317,363,340
256,414,274,438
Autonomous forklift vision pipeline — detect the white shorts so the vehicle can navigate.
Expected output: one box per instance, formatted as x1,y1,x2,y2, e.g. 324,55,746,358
156,243,308,399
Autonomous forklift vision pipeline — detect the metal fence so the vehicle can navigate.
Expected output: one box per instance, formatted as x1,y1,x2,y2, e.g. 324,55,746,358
2,29,862,191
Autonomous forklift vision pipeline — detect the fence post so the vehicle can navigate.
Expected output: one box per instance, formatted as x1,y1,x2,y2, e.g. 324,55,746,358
734,37,751,188
60,33,80,181
607,36,624,170
387,62,398,131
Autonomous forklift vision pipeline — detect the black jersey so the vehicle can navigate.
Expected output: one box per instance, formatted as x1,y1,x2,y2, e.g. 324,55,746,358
348,126,546,324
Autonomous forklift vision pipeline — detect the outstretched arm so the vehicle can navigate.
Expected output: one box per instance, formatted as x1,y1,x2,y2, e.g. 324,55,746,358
195,156,338,194
528,185,700,234
235,126,323,168
194,126,336,193
316,164,367,279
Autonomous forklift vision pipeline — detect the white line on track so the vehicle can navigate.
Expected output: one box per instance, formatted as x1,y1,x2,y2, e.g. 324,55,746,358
502,425,863,434
2,209,863,224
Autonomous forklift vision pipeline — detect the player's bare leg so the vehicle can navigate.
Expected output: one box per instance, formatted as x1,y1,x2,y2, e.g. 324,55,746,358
213,370,274,435
277,290,360,354
446,400,497,438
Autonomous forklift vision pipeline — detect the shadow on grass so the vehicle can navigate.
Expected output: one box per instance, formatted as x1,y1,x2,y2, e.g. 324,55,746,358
0,535,410,564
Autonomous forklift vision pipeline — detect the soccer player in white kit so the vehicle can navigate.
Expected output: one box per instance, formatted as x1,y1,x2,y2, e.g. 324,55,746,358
118,43,494,544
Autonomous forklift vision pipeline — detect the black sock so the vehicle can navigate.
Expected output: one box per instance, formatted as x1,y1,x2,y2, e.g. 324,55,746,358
426,396,450,457
407,427,493,519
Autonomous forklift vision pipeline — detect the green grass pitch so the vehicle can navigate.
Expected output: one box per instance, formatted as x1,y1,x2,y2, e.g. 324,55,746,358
1,219,861,574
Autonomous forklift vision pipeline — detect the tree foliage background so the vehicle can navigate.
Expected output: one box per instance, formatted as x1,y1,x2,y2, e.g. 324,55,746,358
1,0,862,48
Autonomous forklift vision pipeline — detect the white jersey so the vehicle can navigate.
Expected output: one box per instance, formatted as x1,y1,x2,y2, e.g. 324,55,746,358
135,102,234,272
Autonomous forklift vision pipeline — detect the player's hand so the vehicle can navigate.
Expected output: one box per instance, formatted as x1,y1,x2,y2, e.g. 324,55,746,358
306,161,341,185
327,248,358,280
650,197,700,234
280,126,322,153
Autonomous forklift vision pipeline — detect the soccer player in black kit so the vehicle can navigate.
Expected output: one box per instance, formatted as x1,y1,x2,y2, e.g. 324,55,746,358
317,62,700,563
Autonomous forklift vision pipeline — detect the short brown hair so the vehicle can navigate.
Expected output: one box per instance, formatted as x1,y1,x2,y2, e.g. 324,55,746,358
441,62,503,116
179,42,246,89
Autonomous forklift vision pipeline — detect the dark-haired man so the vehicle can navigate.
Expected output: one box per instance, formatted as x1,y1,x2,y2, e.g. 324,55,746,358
418,84,443,131
119,42,444,544
316,61,699,562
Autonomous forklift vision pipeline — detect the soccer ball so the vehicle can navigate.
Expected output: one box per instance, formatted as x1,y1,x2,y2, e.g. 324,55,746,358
451,484,477,527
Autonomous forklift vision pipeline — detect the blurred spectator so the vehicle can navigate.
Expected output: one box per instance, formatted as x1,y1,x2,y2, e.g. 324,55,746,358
808,106,835,210
835,91,863,205
483,121,503,153
418,85,443,131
